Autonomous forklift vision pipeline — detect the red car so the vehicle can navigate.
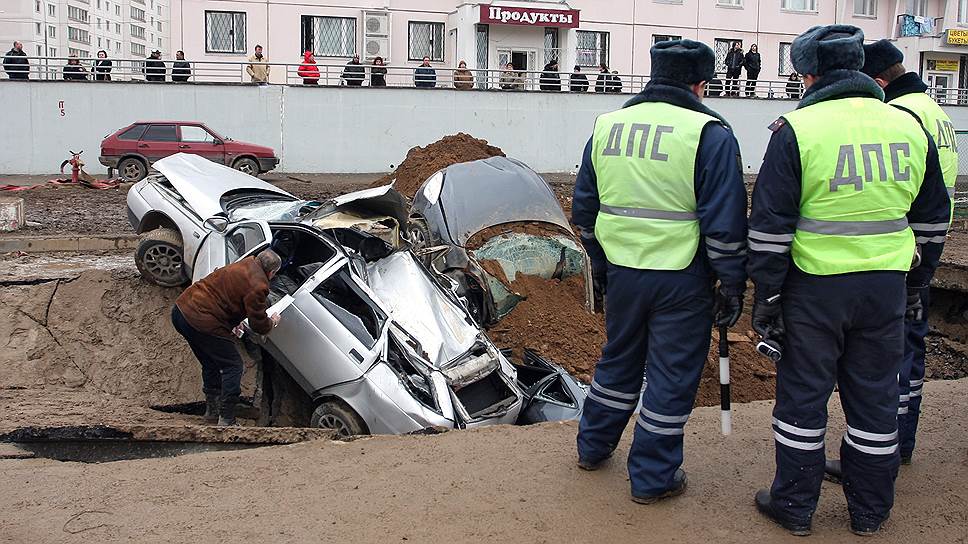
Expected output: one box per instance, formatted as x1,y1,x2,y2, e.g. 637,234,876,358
100,121,280,181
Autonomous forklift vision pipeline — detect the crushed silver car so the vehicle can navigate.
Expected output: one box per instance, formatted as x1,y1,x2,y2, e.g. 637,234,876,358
126,153,523,435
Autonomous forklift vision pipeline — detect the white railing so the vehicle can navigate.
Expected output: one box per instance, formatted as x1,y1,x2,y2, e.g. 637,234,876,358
3,56,967,105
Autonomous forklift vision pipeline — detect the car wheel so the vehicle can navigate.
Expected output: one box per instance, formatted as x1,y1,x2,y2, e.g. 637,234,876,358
233,157,259,176
118,157,148,182
408,217,432,251
310,400,368,437
135,228,187,287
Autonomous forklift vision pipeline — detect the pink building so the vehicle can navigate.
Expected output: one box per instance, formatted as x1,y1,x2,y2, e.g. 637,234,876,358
169,0,968,92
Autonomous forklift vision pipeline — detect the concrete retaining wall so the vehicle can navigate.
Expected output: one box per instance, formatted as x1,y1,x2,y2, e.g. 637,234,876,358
3,80,967,176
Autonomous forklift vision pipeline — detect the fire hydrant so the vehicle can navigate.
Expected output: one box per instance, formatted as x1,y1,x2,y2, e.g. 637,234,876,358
60,150,84,184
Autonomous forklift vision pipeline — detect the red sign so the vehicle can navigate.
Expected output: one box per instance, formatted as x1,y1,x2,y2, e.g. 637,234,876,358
479,4,580,28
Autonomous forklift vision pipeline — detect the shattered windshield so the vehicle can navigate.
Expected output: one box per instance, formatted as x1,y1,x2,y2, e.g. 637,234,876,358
227,199,321,223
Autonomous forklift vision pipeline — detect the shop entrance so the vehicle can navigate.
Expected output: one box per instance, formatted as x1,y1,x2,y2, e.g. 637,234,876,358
928,72,952,103
498,49,536,72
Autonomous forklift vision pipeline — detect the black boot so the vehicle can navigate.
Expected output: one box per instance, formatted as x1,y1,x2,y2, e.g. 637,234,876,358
755,489,812,536
851,513,890,537
203,392,220,424
824,458,842,484
631,469,688,504
218,395,239,426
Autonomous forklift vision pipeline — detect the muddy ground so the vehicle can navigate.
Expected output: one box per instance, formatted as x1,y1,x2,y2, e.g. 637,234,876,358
1,380,965,543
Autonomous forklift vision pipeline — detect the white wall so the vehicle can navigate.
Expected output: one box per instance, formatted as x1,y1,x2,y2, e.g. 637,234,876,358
3,80,967,176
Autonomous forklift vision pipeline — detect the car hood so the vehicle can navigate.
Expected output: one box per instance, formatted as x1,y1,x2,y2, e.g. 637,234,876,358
413,156,572,246
154,153,294,219
309,183,409,231
366,252,480,367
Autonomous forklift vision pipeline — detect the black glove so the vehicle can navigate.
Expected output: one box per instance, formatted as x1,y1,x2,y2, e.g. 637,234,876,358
591,268,607,313
715,287,744,328
752,296,785,341
906,288,924,322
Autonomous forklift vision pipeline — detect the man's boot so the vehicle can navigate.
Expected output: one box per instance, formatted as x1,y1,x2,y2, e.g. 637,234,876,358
203,392,220,424
218,395,239,426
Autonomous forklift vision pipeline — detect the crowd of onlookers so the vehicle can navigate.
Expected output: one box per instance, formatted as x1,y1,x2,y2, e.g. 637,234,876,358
2,39,805,98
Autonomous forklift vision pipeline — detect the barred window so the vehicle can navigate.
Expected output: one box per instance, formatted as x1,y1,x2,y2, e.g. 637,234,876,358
779,42,794,76
205,11,247,54
544,27,560,64
301,16,357,57
409,22,444,61
653,34,682,45
576,31,609,67
781,0,817,11
714,38,741,73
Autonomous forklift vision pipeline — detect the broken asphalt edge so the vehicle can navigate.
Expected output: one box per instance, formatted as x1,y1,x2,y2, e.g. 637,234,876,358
0,235,139,253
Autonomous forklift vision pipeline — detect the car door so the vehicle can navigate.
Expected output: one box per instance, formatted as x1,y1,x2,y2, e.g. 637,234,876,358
138,124,180,162
192,219,272,282
178,125,226,164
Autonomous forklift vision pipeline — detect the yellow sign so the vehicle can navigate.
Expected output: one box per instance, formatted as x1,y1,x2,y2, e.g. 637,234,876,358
934,60,959,71
947,29,968,45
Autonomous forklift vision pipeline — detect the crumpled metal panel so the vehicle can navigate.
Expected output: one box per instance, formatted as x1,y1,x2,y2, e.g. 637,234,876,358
366,252,479,367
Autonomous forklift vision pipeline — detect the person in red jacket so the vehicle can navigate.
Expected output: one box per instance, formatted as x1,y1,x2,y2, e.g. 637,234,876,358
298,50,319,85
171,250,282,425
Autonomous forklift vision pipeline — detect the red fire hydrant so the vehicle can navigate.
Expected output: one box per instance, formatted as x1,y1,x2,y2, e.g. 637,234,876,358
59,150,84,184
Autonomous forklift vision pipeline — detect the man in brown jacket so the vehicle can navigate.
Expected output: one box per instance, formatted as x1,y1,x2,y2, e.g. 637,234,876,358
171,249,282,425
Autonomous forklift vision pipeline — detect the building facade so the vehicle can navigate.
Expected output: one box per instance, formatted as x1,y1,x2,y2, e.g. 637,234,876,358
0,0,170,66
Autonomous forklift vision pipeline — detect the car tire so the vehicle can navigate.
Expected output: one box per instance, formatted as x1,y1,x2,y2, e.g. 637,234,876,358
118,157,148,182
408,217,432,252
233,157,259,176
135,228,187,288
310,400,368,438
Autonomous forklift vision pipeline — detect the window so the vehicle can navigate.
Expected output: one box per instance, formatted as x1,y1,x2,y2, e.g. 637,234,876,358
653,34,682,45
68,27,91,44
408,22,445,61
131,25,145,40
717,0,742,6
854,0,876,16
312,267,386,348
35,0,40,12
225,224,266,262
97,37,101,47
115,42,121,53
142,124,178,142
714,38,741,73
962,0,968,23
48,47,57,56
205,11,247,54
779,42,794,75
544,27,559,64
47,3,56,16
69,47,89,58
131,6,145,22
68,5,89,22
115,5,120,16
115,23,121,34
96,0,100,8
909,0,928,16
301,16,357,57
576,30,609,67
781,0,817,11
157,21,163,32
131,42,145,57
35,22,41,35
180,125,216,144
106,39,110,49
48,26,56,39
36,45,43,56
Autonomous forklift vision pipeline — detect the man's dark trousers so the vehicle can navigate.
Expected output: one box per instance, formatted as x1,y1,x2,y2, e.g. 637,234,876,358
577,264,713,498
898,286,929,459
171,306,244,404
770,270,904,529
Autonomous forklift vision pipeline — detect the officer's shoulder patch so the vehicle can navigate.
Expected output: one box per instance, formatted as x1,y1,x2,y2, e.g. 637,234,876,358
767,117,787,132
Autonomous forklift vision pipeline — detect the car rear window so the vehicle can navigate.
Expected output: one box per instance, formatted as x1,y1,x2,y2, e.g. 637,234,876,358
117,125,147,140
142,124,178,142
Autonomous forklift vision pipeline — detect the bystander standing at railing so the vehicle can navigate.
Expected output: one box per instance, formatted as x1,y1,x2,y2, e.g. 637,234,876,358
570,65,588,92
144,50,166,82
414,56,437,88
370,56,387,87
63,55,88,81
540,59,561,91
500,62,524,90
171,51,191,82
3,41,29,80
454,60,473,90
342,54,365,86
298,51,319,85
94,50,112,81
247,45,270,84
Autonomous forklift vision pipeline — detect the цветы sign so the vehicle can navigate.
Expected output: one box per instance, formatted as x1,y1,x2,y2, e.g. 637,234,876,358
479,5,580,28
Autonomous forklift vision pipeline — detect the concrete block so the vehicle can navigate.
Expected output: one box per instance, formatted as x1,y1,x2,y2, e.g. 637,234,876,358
0,197,25,231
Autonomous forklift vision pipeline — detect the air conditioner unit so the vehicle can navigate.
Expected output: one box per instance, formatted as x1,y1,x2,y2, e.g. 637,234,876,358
365,37,390,60
364,12,389,37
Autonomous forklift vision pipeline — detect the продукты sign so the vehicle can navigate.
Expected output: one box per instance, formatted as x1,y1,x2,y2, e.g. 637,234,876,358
479,4,580,28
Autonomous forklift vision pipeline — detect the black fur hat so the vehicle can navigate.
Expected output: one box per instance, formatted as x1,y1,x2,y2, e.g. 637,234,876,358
792,24,865,76
861,39,904,78
650,39,715,84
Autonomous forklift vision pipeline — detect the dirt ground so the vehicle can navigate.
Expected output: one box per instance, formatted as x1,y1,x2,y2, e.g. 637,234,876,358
1,379,965,543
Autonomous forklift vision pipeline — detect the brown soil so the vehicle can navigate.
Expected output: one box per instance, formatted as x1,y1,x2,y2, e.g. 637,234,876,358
372,133,505,199
466,221,575,250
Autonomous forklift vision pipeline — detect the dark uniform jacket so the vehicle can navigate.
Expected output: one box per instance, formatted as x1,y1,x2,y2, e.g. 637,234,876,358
175,257,273,338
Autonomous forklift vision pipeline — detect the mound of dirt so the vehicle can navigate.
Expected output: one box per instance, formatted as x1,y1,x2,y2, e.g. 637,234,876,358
487,275,777,406
373,133,505,199
0,269,258,404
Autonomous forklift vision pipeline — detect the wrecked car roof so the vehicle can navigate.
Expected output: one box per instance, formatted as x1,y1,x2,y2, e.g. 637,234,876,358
154,153,294,219
417,156,572,246
309,183,409,232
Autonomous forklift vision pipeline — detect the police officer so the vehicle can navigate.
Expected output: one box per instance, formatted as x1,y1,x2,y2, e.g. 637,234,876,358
748,26,949,536
573,40,748,504
825,40,958,482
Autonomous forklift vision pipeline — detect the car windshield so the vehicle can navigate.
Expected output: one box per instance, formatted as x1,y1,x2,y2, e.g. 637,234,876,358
227,197,321,222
